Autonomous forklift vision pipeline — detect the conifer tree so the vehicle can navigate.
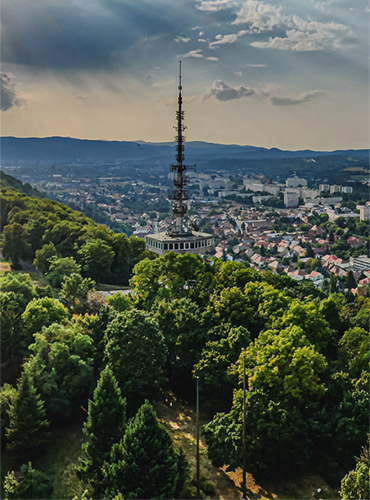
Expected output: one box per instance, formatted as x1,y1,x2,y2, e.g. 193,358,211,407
76,365,126,494
105,401,189,499
6,371,49,465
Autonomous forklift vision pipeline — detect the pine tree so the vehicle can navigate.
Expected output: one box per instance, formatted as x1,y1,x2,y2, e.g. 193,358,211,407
105,401,189,499
76,365,126,494
6,371,49,465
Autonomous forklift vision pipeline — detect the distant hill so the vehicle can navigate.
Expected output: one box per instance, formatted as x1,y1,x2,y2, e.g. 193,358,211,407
1,136,368,165
0,170,43,197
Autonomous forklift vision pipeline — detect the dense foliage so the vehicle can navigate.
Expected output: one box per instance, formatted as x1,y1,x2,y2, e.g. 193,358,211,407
1,183,368,498
104,401,189,499
0,184,150,284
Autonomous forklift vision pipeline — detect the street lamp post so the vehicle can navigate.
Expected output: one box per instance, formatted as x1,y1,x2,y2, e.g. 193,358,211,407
242,354,247,499
196,376,200,499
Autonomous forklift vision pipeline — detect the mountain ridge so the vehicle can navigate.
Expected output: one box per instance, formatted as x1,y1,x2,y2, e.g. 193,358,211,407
1,136,368,164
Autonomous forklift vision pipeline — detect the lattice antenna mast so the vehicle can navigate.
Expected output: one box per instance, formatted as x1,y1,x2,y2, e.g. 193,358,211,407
169,61,196,235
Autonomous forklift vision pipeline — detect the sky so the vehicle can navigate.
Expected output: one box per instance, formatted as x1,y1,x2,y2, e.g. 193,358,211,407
1,0,369,150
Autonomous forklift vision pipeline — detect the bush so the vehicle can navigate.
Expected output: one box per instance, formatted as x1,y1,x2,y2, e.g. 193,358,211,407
4,462,53,499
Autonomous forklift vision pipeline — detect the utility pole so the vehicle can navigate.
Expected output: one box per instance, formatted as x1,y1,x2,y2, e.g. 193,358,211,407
242,354,247,499
196,376,200,499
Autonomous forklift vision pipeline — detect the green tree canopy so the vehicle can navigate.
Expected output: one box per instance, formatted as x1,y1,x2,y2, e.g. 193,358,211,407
76,365,126,497
104,310,167,414
104,401,189,499
25,321,95,422
21,297,70,351
151,298,206,397
0,273,37,307
46,256,81,288
60,273,96,314
194,325,251,414
6,371,50,465
78,238,115,283
1,383,16,449
0,274,38,374
4,462,53,500
204,325,327,481
1,222,32,268
33,242,60,275
341,441,370,500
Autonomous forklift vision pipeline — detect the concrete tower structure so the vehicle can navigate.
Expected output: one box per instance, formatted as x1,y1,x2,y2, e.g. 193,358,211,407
145,62,214,256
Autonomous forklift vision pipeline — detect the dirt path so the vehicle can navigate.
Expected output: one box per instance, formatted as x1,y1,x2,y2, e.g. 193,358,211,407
154,399,339,500
154,399,271,499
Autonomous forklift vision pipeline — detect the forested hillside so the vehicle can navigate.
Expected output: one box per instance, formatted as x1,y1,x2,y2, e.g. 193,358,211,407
0,179,369,499
0,175,149,282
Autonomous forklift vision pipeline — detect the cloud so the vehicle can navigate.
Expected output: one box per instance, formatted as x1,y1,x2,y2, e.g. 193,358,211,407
174,36,191,42
1,71,23,111
209,30,248,48
197,0,238,13
182,49,205,58
270,91,326,105
202,80,258,101
247,63,266,67
182,49,218,61
231,0,355,51
202,80,325,105
232,0,284,32
251,18,354,51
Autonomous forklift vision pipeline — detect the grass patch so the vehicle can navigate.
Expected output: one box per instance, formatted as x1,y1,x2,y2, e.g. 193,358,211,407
154,399,242,499
35,418,86,499
0,260,12,275
1,418,86,500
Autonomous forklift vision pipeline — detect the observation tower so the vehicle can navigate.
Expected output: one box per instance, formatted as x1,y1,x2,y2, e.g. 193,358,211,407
145,62,214,256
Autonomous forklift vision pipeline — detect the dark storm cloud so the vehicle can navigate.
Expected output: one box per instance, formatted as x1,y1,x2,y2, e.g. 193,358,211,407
1,0,184,70
203,80,325,106
1,71,23,111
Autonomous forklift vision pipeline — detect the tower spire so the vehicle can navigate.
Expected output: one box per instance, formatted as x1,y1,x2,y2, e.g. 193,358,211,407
169,60,195,235
145,63,214,256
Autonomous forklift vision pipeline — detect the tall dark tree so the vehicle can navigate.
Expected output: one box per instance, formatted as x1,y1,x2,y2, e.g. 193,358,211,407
104,401,189,499
6,371,50,465
76,365,126,495
347,270,357,290
1,222,32,269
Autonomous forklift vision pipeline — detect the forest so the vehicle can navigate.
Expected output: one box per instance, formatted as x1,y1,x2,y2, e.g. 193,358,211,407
0,175,369,499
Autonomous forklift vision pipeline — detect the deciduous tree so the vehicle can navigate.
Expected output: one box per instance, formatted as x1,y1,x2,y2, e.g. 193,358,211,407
78,238,115,283
46,256,81,288
104,310,167,414
60,273,96,314
1,222,32,268
21,297,70,351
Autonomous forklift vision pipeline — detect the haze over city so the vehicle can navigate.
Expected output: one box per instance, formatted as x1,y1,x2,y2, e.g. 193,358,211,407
1,0,369,151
